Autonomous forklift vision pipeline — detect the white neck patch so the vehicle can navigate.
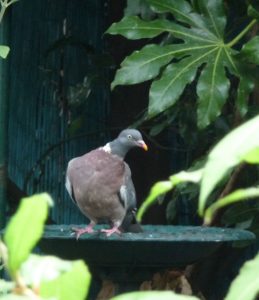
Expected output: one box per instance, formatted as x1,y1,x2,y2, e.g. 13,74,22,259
102,143,111,153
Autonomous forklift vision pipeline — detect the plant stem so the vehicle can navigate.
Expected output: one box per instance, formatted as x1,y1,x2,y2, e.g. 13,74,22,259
227,19,257,48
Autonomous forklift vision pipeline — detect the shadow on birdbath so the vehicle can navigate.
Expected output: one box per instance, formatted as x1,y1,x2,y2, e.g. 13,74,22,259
40,224,255,297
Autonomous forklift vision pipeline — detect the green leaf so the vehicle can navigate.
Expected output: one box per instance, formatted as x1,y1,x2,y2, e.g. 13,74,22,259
239,36,259,65
40,259,91,300
236,76,254,117
137,169,203,221
0,45,10,59
199,115,259,215
136,181,173,222
4,193,53,277
225,252,259,300
111,291,199,300
196,0,226,38
169,169,203,185
222,202,259,225
107,0,256,129
0,295,33,300
243,147,259,164
106,16,176,40
248,3,259,20
111,44,181,89
197,48,230,128
204,187,259,224
124,0,155,20
147,0,206,29
149,54,204,117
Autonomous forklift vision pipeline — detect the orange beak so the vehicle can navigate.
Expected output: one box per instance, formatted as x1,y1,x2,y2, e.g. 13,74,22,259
137,140,148,151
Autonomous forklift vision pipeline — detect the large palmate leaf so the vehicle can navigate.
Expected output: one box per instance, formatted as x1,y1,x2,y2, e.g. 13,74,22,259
107,0,258,129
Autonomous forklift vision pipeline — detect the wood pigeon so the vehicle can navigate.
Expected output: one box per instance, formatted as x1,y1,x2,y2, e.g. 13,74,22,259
65,129,148,238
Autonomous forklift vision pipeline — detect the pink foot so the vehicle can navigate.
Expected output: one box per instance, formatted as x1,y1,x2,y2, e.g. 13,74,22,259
72,223,95,240
101,226,121,237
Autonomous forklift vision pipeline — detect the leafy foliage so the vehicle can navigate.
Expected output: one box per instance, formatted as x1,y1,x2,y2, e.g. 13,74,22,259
199,115,259,214
107,0,259,129
225,252,259,300
111,291,199,300
137,170,203,222
0,194,91,300
138,115,259,226
4,193,53,276
134,110,259,300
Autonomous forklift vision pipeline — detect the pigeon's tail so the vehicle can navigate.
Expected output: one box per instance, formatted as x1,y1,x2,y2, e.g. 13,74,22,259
120,209,143,233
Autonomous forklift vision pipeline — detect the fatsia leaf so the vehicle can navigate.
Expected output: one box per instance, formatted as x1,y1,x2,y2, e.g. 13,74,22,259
111,44,183,89
106,16,177,40
146,0,206,29
196,0,226,38
197,49,230,128
149,53,207,117
107,0,257,129
4,193,53,277
199,115,259,215
225,252,259,300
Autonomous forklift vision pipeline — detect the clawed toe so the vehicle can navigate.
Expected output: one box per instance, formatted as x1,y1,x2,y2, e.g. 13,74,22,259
101,227,121,237
72,225,95,240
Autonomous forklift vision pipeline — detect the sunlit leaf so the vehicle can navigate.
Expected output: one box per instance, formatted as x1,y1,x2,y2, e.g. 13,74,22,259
0,45,10,59
4,194,53,277
137,181,173,222
204,187,259,225
199,115,259,215
137,169,203,221
170,169,203,185
40,260,91,300
111,291,199,300
225,252,259,300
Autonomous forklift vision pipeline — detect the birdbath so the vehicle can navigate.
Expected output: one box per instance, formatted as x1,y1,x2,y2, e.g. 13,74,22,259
40,224,255,296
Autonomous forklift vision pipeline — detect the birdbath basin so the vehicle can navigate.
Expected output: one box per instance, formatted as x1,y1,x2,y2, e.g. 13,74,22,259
40,224,254,267
40,225,255,295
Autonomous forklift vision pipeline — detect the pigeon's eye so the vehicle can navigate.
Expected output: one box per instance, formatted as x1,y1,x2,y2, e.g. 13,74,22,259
127,134,132,140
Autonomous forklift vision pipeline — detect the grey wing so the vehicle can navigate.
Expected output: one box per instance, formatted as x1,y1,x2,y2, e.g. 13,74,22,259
119,163,142,233
65,160,77,205
119,163,136,211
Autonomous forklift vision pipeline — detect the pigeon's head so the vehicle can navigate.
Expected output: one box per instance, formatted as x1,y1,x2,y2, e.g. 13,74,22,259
118,129,148,151
108,129,148,158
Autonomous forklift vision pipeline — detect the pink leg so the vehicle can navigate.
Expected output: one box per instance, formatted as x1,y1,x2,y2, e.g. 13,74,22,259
101,225,121,237
72,221,95,240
